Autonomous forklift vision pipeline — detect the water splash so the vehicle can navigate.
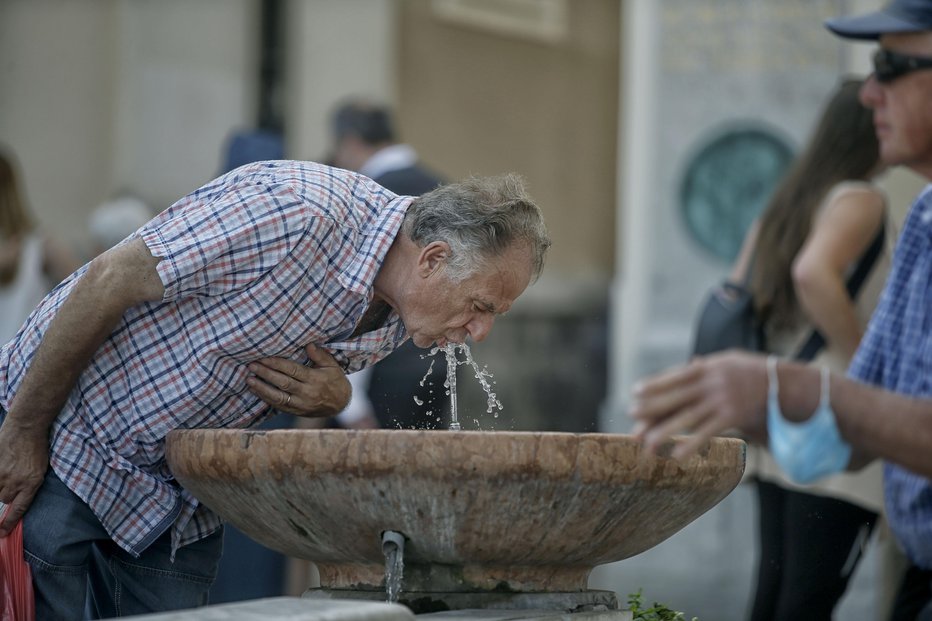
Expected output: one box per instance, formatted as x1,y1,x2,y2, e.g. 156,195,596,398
459,344,503,417
418,358,436,387
425,343,502,431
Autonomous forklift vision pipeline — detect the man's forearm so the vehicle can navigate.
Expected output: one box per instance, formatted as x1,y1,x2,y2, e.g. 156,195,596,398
6,274,130,437
5,239,164,436
836,377,932,478
0,239,162,534
7,286,123,435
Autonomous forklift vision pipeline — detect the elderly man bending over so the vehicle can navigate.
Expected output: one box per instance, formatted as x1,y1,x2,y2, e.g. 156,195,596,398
0,160,550,618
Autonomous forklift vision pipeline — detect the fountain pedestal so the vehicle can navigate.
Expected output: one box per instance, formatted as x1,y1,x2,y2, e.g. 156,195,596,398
166,429,745,614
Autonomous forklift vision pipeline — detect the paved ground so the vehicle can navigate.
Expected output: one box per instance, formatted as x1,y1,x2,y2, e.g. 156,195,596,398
589,481,892,620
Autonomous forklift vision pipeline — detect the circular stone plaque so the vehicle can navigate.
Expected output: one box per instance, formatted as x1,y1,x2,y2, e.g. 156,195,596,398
679,125,794,261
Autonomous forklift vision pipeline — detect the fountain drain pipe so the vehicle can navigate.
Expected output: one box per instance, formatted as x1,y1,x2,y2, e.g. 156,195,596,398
382,530,405,557
382,530,406,603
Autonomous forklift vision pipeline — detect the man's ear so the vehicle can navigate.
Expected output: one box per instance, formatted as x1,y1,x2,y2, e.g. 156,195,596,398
417,241,450,277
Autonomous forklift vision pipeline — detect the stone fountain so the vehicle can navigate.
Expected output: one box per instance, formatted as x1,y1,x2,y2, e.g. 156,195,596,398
165,429,745,616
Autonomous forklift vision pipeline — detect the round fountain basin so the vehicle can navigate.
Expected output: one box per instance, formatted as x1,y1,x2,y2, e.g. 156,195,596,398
165,429,745,593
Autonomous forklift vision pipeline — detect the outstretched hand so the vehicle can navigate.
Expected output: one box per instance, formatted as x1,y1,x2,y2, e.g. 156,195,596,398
246,344,351,417
628,351,770,459
0,421,49,536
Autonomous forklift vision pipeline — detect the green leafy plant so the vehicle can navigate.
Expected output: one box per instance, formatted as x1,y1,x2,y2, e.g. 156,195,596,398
627,589,699,621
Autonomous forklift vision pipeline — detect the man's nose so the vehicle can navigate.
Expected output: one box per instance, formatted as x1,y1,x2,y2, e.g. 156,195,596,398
860,75,881,108
466,314,494,342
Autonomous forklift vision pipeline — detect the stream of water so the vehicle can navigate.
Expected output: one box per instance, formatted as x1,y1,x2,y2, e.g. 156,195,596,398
444,344,461,430
419,343,502,431
383,539,404,603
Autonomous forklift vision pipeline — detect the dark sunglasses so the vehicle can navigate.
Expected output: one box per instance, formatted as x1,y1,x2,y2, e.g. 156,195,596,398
873,49,932,84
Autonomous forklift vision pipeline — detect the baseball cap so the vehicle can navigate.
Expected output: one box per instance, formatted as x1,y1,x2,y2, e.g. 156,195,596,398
825,0,932,40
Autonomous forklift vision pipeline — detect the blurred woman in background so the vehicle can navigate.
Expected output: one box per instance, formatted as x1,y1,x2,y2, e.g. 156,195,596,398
0,147,78,343
732,79,894,621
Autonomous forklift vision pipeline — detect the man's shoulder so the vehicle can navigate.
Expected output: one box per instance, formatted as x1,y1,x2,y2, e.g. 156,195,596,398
248,161,394,212
221,160,367,190
898,183,932,235
915,183,932,207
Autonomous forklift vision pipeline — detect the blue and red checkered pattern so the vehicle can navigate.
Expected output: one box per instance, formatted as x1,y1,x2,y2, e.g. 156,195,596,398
0,161,413,557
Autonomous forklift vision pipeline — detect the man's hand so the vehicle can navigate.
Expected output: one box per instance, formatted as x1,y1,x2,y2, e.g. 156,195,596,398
247,344,351,417
0,421,49,536
628,351,770,459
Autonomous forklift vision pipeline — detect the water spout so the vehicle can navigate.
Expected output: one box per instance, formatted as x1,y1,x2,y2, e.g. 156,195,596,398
444,344,461,430
381,530,405,603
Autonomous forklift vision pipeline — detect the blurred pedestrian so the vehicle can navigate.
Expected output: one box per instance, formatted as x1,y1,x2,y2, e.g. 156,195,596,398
0,147,78,344
725,79,891,621
87,194,153,256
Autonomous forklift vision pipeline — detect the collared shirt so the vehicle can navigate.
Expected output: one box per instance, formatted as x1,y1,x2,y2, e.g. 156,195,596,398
0,161,413,557
849,183,932,569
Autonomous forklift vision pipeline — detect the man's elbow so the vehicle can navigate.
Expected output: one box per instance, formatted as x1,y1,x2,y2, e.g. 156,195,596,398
84,238,165,309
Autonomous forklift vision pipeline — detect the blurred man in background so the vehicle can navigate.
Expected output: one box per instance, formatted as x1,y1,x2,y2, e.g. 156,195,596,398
329,98,449,431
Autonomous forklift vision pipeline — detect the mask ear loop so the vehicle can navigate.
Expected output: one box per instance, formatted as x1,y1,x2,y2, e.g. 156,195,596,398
820,365,830,411
769,356,831,418
767,355,779,407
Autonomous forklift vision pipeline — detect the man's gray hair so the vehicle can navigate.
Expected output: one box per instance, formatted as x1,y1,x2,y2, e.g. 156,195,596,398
402,173,551,283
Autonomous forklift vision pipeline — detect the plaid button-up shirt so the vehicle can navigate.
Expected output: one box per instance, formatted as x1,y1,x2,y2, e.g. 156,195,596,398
0,161,413,557
849,183,932,569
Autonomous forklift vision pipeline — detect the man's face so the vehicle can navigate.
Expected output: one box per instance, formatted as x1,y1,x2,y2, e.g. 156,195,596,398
398,242,534,349
861,32,932,177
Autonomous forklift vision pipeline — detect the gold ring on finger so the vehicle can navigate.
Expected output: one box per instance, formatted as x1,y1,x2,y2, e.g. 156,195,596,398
285,393,293,406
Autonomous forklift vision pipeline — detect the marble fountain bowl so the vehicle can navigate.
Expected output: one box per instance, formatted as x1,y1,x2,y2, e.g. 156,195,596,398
165,429,745,594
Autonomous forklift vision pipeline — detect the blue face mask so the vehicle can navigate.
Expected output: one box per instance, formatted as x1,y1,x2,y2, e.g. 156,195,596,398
766,356,851,485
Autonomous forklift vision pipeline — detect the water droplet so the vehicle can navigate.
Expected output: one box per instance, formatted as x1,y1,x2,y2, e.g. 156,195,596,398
418,358,436,387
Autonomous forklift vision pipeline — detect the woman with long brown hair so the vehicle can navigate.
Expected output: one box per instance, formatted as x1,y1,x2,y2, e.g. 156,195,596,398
731,79,893,620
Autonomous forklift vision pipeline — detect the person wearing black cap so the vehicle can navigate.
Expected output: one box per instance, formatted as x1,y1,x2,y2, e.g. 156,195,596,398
630,2,932,619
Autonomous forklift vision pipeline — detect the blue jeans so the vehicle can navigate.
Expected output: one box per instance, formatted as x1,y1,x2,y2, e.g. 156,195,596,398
22,470,223,619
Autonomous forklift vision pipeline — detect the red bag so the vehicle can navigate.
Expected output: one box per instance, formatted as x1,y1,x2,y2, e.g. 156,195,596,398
0,515,35,621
